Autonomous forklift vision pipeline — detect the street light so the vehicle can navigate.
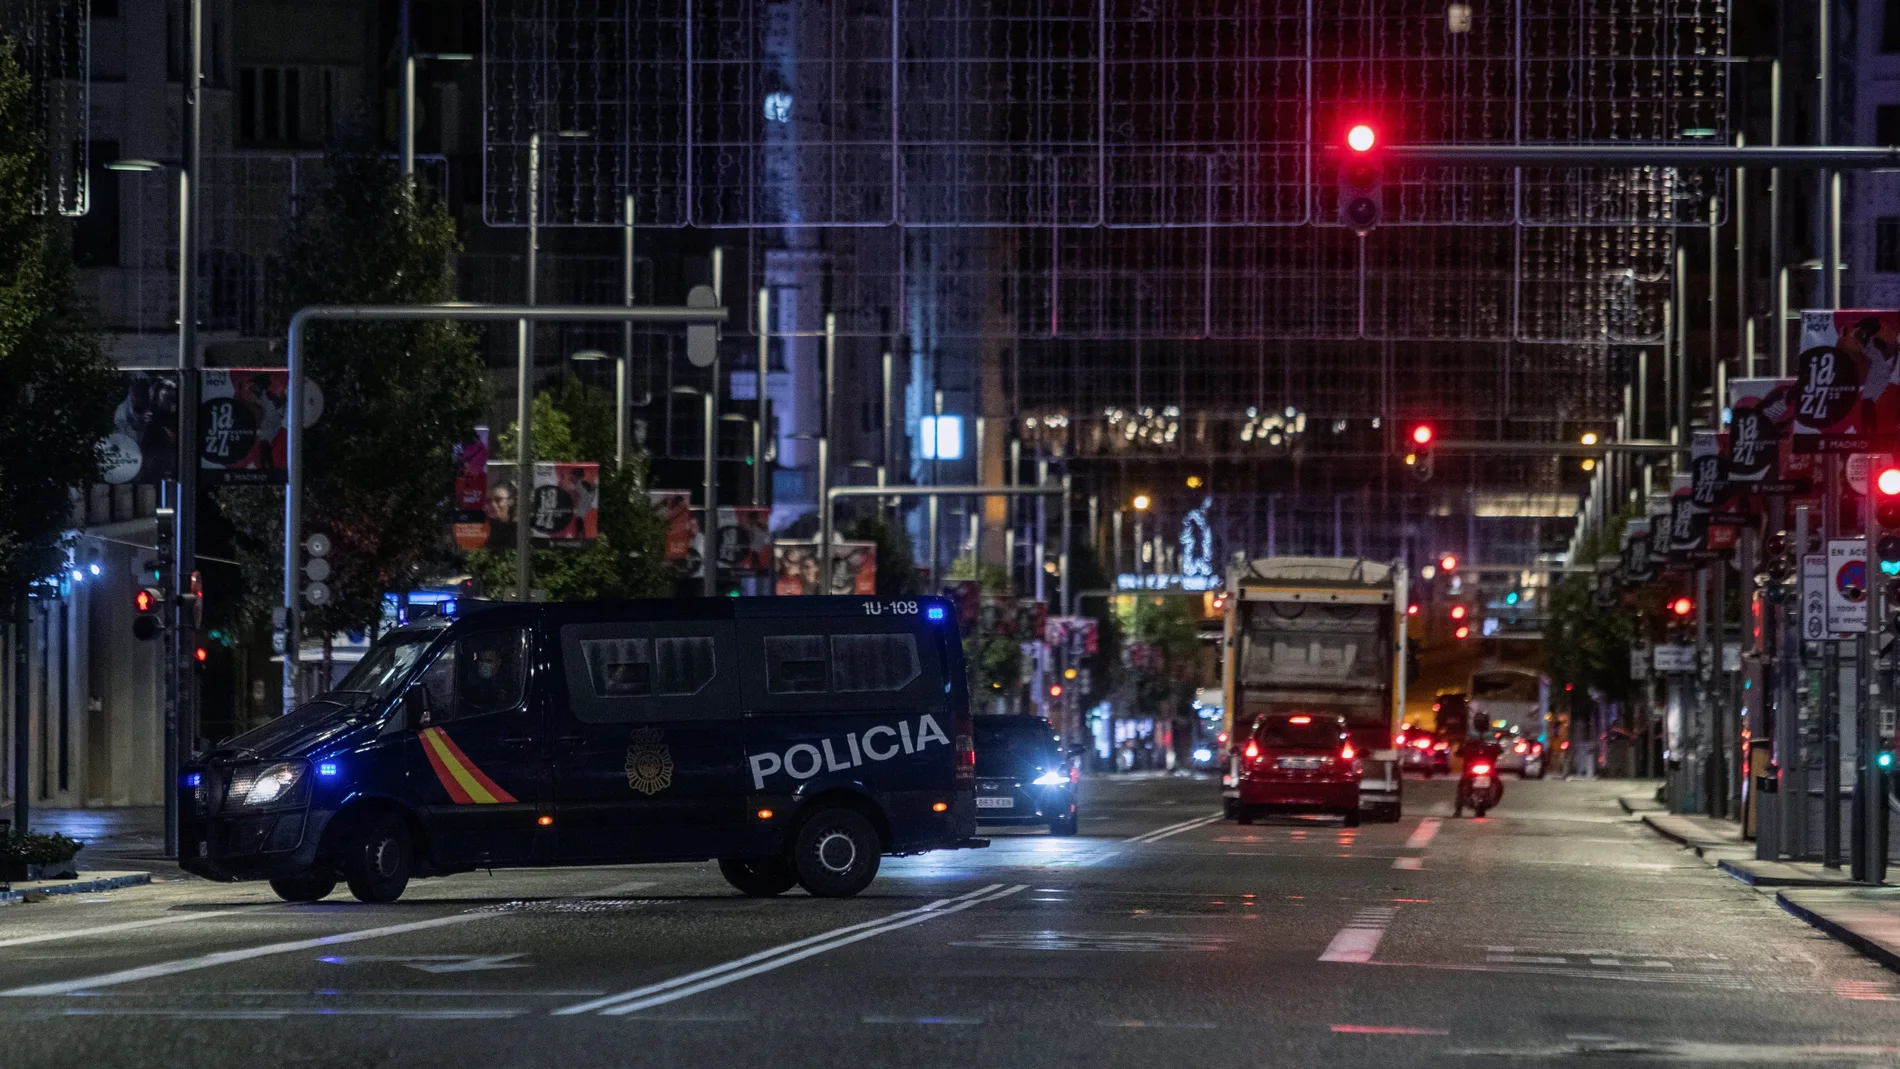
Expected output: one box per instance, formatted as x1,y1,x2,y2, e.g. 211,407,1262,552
1131,493,1152,577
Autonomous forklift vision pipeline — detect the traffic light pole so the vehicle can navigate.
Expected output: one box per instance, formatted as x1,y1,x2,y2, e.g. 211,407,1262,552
279,303,729,712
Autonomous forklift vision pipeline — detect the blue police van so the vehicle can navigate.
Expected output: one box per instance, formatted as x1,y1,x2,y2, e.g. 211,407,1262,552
181,596,982,902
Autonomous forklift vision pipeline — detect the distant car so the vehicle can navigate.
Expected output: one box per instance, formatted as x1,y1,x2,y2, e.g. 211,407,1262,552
1399,733,1452,775
1226,712,1361,827
974,715,1079,835
1492,733,1546,778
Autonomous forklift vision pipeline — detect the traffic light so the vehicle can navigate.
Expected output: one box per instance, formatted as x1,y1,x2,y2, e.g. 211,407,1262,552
1439,553,1458,573
1453,624,1471,640
152,507,175,593
132,585,164,641
1449,604,1468,621
1669,595,1694,618
1874,466,1900,576
1403,423,1435,480
1336,123,1383,233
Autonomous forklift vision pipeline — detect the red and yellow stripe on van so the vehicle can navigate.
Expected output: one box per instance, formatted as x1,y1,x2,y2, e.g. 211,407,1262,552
418,727,518,805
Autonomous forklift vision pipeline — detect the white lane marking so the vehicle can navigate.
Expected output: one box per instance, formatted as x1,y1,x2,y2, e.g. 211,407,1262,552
1126,813,1223,844
1488,954,1568,965
1318,906,1398,964
317,953,529,973
555,884,1002,1015
1390,857,1423,871
0,910,250,949
1403,818,1441,849
0,912,497,997
60,1007,528,1019
562,884,1029,1017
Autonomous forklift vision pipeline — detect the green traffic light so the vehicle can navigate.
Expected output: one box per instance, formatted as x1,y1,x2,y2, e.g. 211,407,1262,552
1878,751,1895,771
1505,591,1519,605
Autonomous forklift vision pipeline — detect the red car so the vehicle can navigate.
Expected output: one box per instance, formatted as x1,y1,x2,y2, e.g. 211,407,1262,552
1226,713,1362,827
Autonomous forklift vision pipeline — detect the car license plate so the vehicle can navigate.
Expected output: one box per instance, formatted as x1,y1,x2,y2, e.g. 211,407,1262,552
1279,757,1322,769
1472,775,1492,788
976,796,1015,809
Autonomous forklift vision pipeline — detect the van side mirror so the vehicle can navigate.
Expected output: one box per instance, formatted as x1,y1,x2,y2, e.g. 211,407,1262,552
404,687,433,729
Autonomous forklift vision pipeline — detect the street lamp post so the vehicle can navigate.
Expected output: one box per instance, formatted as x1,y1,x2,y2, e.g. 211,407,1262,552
401,52,475,179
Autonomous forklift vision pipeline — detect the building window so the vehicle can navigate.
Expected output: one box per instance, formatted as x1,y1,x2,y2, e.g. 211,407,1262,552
1880,106,1900,147
1886,1,1900,53
1878,218,1900,274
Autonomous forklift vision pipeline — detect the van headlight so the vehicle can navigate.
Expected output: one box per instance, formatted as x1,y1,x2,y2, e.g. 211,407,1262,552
1031,770,1067,787
228,762,309,808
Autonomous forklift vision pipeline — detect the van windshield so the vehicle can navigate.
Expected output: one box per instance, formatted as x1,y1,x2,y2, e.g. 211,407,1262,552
330,630,440,704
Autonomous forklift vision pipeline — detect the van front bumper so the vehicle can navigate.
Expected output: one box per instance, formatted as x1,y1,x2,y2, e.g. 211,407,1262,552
180,807,335,882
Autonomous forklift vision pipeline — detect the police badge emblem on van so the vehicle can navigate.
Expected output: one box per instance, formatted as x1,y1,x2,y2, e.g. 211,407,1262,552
625,727,674,794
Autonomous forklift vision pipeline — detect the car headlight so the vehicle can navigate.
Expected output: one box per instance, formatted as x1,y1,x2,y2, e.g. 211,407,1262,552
1031,770,1067,787
229,762,309,808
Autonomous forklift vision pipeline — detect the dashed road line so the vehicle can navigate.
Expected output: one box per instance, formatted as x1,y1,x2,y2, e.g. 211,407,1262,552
1125,813,1224,844
0,909,251,949
1318,906,1399,964
1404,818,1441,849
1391,857,1424,871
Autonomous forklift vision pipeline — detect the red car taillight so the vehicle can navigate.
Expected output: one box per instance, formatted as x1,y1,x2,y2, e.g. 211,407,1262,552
1340,742,1356,761
1513,741,1528,754
1470,763,1492,775
1244,740,1260,761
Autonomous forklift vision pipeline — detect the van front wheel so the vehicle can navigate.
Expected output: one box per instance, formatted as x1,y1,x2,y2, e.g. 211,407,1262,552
344,814,412,904
790,808,881,898
719,857,798,897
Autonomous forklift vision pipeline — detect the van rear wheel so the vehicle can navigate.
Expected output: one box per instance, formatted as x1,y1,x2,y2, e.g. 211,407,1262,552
789,808,880,898
344,813,412,904
268,876,336,903
719,857,798,897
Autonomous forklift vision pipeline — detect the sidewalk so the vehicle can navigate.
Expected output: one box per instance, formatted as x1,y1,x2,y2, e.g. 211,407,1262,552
1,871,152,904
1626,796,1900,975
6,806,184,881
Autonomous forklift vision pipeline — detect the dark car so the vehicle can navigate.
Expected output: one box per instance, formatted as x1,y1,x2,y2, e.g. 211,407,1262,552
974,715,1078,835
1227,712,1361,826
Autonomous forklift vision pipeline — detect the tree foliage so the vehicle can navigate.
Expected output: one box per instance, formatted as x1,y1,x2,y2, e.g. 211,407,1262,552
846,512,923,597
464,379,672,601
0,42,115,599
1545,504,1658,702
1125,595,1202,715
218,146,487,632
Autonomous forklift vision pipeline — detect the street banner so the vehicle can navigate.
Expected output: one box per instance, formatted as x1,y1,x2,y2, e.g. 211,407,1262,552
1623,518,1654,581
1825,539,1869,634
685,506,773,578
1668,476,1705,559
101,370,179,485
1647,494,1674,568
1691,430,1740,528
1793,310,1900,453
452,427,489,550
651,490,696,560
773,540,876,595
199,369,288,483
1727,377,1807,491
1044,615,1099,656
487,462,599,545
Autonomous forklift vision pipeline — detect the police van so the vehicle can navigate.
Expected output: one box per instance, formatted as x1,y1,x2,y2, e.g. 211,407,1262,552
181,596,982,902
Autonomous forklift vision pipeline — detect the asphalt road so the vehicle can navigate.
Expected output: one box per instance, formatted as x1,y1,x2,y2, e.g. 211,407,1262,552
3,774,1897,1068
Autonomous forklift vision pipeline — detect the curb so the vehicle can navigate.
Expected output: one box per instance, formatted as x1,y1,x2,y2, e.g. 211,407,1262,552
1777,892,1900,976
1716,858,1865,889
0,871,153,904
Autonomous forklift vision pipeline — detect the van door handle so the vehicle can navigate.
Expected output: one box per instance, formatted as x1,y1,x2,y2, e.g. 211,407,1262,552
502,736,536,747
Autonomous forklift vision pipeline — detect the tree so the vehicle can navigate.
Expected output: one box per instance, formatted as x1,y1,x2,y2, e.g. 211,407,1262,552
217,145,487,633
1126,595,1201,716
463,379,672,600
1545,504,1654,703
845,512,923,597
0,41,116,601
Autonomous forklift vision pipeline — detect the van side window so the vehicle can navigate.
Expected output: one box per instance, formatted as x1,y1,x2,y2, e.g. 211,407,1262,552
560,622,736,723
457,629,530,717
414,646,455,721
764,634,828,693
831,633,920,693
581,636,716,698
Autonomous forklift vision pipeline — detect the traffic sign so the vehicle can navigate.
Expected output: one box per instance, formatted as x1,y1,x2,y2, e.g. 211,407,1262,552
1802,554,1828,640
1826,540,1868,634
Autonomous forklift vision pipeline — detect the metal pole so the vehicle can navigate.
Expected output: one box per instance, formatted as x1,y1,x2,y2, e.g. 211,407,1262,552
972,417,986,573
1674,249,1689,460
1736,145,1750,378
757,397,771,508
1827,173,1843,309
881,349,894,495
13,594,28,834
818,314,836,578
1784,505,1810,857
1769,58,1784,376
1710,195,1722,430
618,193,634,467
1662,303,1675,451
1824,455,1843,867
928,389,942,588
759,286,772,507
1060,473,1073,615
1777,266,1791,377
1112,509,1123,576
515,134,540,601
704,250,724,598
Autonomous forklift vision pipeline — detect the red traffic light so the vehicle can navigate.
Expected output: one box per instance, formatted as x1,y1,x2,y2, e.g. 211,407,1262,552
1450,605,1467,621
1439,554,1458,573
1048,684,1063,698
1410,424,1434,446
1669,596,1694,617
1346,124,1377,152
1453,625,1471,640
194,647,208,663
1878,467,1900,497
134,588,159,613
1407,603,1420,616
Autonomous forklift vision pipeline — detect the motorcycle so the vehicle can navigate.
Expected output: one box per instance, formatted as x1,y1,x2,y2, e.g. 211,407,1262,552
1453,759,1503,817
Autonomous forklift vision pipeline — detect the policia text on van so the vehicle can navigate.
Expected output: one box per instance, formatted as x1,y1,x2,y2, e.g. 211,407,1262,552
180,596,985,902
